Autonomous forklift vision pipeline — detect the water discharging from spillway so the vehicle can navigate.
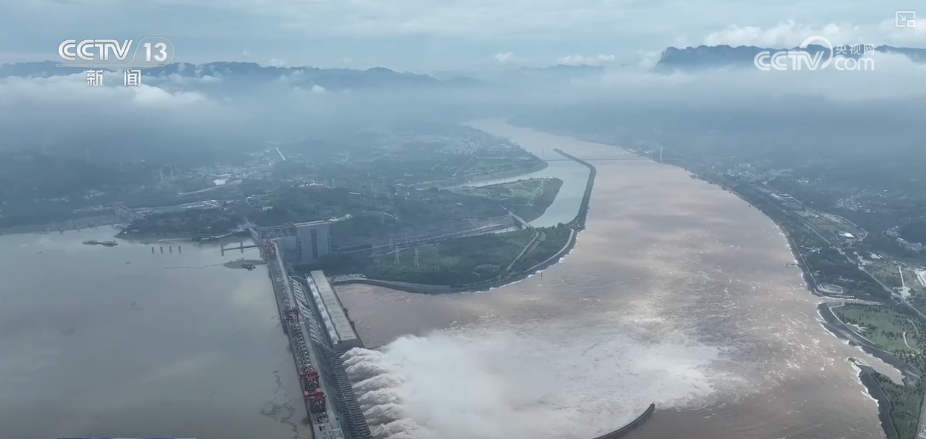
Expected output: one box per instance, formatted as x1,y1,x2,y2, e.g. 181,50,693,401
342,324,739,439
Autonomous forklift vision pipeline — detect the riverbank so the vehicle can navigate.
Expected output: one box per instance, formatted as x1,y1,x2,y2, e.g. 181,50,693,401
117,229,251,244
0,214,117,237
855,360,901,439
332,149,595,294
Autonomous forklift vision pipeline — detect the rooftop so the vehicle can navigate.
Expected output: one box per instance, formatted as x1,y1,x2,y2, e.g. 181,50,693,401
256,219,333,231
310,270,358,344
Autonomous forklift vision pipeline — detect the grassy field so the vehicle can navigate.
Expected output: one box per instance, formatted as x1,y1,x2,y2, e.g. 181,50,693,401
316,225,574,286
359,229,536,286
456,158,547,184
874,373,923,439
868,262,905,289
833,304,922,354
457,177,564,222
512,225,573,272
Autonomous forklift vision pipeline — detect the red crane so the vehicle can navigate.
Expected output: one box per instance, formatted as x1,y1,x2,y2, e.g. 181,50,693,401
307,389,326,414
300,369,320,391
264,239,276,259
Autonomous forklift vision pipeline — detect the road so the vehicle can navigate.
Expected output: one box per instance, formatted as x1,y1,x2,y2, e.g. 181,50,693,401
267,246,342,438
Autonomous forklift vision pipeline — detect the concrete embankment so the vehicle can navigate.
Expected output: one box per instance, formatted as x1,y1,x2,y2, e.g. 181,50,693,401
552,148,595,230
332,149,595,295
590,403,656,439
854,361,900,439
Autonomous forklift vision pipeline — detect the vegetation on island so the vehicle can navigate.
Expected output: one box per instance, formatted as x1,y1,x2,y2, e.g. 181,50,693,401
828,304,926,439
313,224,573,287
455,178,563,222
511,225,572,272
118,208,241,238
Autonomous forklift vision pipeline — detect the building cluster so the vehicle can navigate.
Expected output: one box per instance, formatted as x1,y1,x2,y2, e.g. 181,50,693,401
250,220,333,264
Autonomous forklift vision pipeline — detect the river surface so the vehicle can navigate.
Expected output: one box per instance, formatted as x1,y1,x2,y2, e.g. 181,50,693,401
336,119,894,439
0,230,311,439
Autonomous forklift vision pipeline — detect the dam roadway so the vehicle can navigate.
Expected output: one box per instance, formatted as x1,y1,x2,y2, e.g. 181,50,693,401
266,241,343,438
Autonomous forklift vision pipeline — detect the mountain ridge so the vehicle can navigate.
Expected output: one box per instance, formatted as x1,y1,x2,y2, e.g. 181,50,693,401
0,60,484,90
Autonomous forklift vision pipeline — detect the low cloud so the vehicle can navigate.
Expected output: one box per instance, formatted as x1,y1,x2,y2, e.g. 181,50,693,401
702,20,926,48
590,51,926,103
557,54,615,66
494,52,523,64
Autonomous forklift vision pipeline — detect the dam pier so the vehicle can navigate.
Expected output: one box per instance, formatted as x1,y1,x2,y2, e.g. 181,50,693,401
263,239,372,439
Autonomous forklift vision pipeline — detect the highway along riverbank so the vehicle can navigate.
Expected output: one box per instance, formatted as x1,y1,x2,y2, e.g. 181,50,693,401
0,229,311,439
333,119,889,439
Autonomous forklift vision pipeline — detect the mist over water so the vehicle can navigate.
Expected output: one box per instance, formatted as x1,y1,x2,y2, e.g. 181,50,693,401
335,120,890,439
344,323,741,439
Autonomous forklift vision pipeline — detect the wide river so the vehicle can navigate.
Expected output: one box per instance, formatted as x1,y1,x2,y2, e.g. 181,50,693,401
337,119,892,439
0,232,311,439
0,119,894,439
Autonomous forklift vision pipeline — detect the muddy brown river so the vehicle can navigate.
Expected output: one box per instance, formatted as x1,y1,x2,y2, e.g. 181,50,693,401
336,119,890,439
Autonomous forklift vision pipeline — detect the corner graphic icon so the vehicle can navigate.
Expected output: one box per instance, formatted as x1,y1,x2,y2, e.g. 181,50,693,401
896,11,916,28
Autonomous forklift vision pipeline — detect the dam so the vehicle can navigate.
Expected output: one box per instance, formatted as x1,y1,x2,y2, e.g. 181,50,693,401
263,239,371,439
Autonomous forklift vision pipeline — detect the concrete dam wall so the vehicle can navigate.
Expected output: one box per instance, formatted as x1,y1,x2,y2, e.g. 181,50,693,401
591,403,656,439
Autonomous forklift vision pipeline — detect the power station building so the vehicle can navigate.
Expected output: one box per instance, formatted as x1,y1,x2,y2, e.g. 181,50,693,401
307,270,363,353
249,220,333,263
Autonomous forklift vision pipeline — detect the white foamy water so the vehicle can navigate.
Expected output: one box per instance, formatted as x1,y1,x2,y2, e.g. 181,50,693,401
343,322,738,439
335,120,886,439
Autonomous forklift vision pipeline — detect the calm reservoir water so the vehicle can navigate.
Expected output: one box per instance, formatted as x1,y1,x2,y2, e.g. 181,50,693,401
336,119,892,439
0,231,311,439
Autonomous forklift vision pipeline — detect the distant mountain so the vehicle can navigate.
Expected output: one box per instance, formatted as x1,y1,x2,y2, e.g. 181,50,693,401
0,61,485,90
655,44,926,72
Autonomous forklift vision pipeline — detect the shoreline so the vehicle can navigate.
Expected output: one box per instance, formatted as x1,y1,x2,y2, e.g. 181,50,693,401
0,215,118,237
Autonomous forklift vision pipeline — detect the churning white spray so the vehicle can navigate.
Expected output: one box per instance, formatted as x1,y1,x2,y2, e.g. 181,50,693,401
343,320,741,439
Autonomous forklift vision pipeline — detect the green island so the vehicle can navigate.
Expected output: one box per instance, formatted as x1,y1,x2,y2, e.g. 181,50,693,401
834,303,926,438
115,176,570,288
455,177,564,222
320,223,572,287
0,122,580,290
4,123,581,290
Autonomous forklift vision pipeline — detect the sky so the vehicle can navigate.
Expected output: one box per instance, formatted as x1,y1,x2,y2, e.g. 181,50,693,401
0,0,923,71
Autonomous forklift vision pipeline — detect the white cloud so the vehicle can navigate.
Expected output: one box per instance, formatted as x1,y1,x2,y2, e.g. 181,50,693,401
311,84,326,93
269,58,286,67
557,54,616,66
131,86,206,106
702,19,926,47
875,18,926,45
636,51,663,69
589,52,926,102
0,73,210,109
494,52,519,64
242,48,250,56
